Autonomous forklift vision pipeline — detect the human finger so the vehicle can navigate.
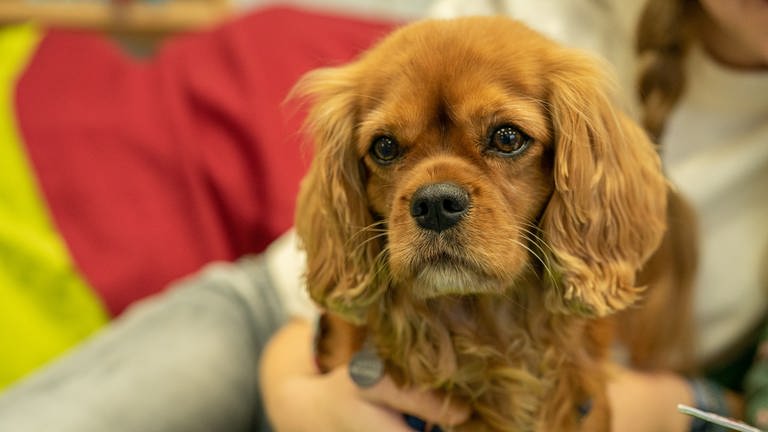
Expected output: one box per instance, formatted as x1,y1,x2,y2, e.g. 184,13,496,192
317,366,426,432
357,373,470,427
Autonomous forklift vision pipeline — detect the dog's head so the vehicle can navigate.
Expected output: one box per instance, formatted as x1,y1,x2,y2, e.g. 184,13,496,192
295,17,667,323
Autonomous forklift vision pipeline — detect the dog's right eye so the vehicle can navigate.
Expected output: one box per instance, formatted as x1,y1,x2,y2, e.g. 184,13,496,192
369,136,400,164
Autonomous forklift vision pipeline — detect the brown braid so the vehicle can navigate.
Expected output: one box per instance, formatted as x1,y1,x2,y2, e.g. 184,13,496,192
636,0,703,142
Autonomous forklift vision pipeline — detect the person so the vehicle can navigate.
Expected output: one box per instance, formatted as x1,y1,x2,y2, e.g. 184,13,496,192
262,0,768,431
0,5,403,431
0,5,471,431
0,2,766,432
0,4,396,391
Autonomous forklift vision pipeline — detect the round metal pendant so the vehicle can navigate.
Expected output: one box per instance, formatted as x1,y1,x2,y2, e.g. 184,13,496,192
348,346,384,388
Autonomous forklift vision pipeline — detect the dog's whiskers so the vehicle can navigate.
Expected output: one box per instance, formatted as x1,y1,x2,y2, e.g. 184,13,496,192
349,221,387,237
513,235,557,288
350,232,389,257
519,223,558,283
495,283,531,314
372,245,393,284
346,221,388,247
520,222,554,252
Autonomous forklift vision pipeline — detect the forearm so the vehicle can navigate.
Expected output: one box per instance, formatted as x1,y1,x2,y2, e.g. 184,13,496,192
607,365,747,432
259,319,320,431
0,260,278,432
608,367,693,432
259,319,403,432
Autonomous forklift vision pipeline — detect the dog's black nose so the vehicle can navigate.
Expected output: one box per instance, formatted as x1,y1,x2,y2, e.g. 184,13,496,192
410,183,470,232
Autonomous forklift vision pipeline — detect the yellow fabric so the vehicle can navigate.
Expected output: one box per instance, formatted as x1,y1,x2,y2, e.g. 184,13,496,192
0,25,108,390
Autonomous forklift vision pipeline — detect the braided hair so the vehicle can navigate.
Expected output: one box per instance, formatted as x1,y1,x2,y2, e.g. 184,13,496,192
636,0,704,142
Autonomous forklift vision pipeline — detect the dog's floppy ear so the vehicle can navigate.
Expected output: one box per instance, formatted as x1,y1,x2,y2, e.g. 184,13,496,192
293,66,384,324
541,54,668,317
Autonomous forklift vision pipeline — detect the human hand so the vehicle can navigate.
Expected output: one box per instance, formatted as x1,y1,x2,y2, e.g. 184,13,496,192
607,363,694,432
260,319,469,432
608,362,748,432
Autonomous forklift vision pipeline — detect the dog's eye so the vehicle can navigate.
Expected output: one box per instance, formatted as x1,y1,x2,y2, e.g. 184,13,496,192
369,136,400,164
488,125,531,157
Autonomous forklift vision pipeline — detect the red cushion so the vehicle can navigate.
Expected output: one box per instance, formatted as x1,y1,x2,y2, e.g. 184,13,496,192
16,7,396,315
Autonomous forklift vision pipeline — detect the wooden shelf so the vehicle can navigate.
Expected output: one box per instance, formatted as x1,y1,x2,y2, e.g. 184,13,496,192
0,1,231,33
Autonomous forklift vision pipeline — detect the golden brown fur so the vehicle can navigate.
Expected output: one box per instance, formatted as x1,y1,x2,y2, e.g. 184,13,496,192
294,17,689,431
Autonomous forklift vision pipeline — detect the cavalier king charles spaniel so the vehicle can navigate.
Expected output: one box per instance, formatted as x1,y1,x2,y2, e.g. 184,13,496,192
294,16,695,432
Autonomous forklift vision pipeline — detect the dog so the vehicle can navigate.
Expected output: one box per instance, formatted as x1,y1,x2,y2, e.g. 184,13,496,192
294,16,694,431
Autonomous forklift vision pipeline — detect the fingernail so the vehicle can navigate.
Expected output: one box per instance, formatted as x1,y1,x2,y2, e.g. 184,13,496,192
402,414,444,432
403,414,426,431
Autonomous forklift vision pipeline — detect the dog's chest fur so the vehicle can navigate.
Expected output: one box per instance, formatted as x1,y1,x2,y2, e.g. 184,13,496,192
365,286,610,432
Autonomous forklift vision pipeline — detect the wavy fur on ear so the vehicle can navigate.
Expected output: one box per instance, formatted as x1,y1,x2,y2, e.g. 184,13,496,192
541,55,668,317
293,66,386,324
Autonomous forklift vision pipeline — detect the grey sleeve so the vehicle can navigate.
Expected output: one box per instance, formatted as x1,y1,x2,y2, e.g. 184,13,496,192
0,255,286,432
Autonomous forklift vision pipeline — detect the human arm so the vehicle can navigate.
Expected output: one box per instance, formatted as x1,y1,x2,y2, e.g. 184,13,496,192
261,317,753,432
607,366,694,432
0,257,286,432
608,364,745,432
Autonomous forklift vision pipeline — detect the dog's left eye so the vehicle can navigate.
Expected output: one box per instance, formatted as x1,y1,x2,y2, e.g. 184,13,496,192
488,125,531,157
369,136,400,164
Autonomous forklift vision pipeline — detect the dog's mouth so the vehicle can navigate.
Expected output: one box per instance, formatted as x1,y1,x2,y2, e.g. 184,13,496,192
421,251,472,269
419,252,477,273
406,248,500,298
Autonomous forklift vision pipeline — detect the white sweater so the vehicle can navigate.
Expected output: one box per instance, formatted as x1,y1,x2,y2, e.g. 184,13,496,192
663,45,768,363
429,0,768,364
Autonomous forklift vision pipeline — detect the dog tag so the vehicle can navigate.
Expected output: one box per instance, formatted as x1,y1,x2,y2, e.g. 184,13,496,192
349,345,384,388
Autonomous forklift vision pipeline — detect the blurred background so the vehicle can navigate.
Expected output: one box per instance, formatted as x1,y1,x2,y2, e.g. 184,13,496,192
0,0,433,56
0,0,429,393
0,0,432,33
1,0,766,430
